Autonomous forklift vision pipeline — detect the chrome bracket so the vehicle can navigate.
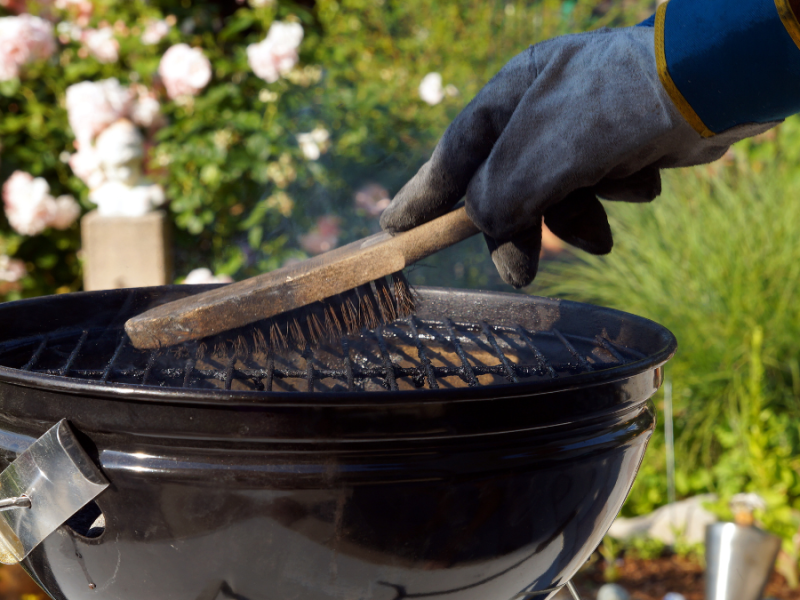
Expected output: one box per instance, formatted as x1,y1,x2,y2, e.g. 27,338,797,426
0,420,108,564
514,580,583,600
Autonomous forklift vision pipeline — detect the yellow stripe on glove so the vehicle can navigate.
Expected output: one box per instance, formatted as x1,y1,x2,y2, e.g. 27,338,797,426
654,2,716,138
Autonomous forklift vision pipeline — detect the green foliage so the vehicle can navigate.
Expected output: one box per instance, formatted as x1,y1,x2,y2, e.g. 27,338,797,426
625,536,667,561
534,120,800,553
598,536,623,582
673,537,704,564
0,0,655,296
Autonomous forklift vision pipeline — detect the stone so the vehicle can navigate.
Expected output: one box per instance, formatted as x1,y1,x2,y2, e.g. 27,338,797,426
81,210,172,291
597,583,630,600
607,494,717,545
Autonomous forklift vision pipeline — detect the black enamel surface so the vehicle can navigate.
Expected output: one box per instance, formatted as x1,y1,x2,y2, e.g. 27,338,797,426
0,286,675,600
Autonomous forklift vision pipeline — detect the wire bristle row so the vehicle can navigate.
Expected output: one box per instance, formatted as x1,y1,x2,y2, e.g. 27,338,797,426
186,271,417,356
392,271,416,317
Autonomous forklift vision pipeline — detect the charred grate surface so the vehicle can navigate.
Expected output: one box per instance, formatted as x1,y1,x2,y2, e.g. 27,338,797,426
0,316,643,393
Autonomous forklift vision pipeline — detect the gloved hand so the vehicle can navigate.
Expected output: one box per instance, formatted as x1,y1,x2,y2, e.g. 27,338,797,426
380,25,775,287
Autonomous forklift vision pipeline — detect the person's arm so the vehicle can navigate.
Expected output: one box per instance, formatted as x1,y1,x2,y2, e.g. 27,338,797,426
380,0,790,288
652,0,800,136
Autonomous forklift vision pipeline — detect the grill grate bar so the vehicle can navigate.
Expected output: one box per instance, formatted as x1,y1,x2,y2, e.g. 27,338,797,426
515,325,557,378
101,334,127,383
553,328,592,371
480,322,518,383
264,352,274,392
597,336,626,364
10,316,637,391
142,350,158,385
341,338,355,392
374,326,398,391
22,336,48,371
32,363,559,386
305,350,315,393
182,358,195,388
224,354,237,391
445,319,479,387
408,318,438,389
59,330,88,377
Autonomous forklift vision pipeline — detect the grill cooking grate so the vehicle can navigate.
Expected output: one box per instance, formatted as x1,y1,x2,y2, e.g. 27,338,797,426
0,316,642,393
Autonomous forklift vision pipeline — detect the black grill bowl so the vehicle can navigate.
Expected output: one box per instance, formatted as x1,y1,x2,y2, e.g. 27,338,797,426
0,286,675,600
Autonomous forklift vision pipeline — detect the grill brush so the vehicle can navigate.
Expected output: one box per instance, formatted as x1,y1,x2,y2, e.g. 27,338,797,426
124,206,479,350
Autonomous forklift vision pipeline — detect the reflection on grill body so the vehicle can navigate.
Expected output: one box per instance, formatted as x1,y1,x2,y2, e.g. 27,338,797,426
1,314,641,393
0,286,675,600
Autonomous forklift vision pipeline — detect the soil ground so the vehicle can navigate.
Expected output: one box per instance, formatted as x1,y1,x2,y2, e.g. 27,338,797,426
572,553,800,600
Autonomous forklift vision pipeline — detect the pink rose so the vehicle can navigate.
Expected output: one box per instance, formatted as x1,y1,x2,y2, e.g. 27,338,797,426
130,86,163,128
158,44,211,99
0,14,56,81
0,255,26,283
2,171,81,234
82,27,118,63
55,0,93,26
141,19,170,45
2,171,57,236
0,51,17,82
65,78,133,146
299,215,340,255
354,183,390,217
56,21,83,45
49,195,81,230
247,21,303,83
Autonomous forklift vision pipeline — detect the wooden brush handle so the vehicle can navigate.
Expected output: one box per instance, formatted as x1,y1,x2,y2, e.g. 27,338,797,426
125,206,481,349
387,206,481,266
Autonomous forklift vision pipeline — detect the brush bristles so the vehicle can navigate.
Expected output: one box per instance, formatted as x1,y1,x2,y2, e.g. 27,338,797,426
189,271,416,359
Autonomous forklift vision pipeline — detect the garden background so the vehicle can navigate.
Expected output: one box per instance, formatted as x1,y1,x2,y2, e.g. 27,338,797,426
2,0,800,594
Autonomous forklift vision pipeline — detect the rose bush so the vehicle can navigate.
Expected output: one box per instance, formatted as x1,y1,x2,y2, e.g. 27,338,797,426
0,0,653,300
0,13,54,80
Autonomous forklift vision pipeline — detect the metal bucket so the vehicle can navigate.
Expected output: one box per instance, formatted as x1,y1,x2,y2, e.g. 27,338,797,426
705,522,781,600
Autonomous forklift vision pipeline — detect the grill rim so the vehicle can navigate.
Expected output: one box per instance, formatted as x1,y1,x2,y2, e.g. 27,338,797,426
0,286,676,408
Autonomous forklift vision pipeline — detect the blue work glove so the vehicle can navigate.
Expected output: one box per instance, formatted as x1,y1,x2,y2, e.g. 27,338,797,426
381,25,775,287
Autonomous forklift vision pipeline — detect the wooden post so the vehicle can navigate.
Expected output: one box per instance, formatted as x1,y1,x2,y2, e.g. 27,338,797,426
81,210,172,291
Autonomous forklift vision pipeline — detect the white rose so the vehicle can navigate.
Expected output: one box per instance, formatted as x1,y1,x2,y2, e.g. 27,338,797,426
49,195,81,229
247,21,303,83
158,43,212,99
1,170,57,236
141,19,170,45
419,72,444,105
65,78,133,146
296,127,329,161
183,268,234,284
0,255,26,283
82,27,118,63
131,93,162,128
0,14,56,81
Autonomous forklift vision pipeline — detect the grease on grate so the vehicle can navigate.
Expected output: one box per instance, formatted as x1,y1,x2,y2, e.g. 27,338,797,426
0,317,636,393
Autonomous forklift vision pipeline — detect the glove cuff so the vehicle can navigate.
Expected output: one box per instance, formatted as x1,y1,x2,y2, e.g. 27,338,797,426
655,0,800,136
